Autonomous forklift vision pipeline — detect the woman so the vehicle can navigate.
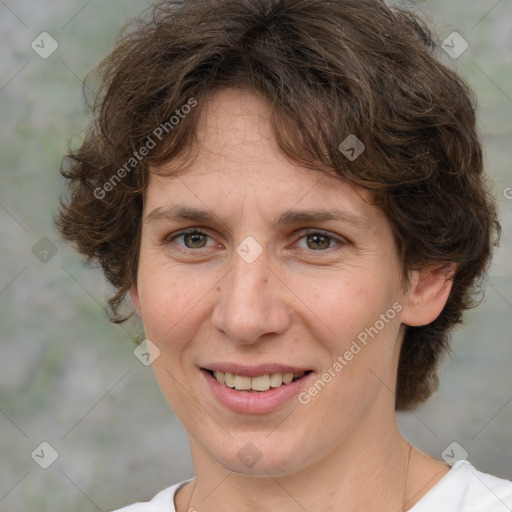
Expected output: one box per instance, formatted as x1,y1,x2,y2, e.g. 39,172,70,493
57,0,512,510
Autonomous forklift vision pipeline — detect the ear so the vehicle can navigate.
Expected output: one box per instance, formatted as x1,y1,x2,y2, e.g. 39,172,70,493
130,283,142,318
401,262,457,327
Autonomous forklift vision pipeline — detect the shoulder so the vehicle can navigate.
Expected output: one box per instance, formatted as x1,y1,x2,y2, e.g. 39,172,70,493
109,478,194,512
411,460,512,512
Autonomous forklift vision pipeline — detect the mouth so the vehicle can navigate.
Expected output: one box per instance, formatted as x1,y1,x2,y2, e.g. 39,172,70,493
202,368,313,392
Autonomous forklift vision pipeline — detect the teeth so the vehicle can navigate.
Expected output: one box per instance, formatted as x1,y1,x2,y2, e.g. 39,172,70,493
234,375,251,390
225,372,235,388
282,372,293,384
213,371,225,384
211,370,306,391
251,374,270,391
269,373,283,388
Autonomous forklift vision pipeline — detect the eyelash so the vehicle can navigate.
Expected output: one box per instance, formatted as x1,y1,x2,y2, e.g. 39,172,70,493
164,228,346,254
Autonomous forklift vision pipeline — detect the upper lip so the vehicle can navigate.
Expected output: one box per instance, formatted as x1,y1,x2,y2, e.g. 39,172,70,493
201,363,312,377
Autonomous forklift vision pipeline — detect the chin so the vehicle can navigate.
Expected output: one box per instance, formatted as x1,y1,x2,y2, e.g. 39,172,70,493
208,434,313,477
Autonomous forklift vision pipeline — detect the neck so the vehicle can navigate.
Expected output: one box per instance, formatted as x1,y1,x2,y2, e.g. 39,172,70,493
182,414,413,512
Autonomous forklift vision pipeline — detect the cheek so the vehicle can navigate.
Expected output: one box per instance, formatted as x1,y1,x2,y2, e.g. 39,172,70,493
298,269,403,390
137,265,208,408
137,256,198,324
137,261,220,363
299,272,390,338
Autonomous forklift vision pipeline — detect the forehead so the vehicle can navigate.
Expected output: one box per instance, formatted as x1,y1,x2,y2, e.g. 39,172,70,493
145,87,380,228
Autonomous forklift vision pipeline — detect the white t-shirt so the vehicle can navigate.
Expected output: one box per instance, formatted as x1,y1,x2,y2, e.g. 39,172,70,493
111,460,512,512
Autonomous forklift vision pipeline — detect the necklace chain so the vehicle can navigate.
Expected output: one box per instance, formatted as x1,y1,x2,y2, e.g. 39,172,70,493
403,442,413,512
185,480,195,512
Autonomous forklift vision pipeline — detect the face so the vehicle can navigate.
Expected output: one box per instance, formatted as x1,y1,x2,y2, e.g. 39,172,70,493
131,87,416,477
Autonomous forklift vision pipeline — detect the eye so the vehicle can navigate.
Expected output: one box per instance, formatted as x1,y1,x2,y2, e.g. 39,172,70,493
295,229,345,251
164,228,346,253
166,229,216,250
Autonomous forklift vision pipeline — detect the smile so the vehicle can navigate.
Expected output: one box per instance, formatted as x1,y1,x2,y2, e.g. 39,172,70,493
201,363,315,413
206,369,311,392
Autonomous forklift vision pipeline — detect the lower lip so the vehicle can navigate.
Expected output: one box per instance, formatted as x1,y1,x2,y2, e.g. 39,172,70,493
202,369,313,414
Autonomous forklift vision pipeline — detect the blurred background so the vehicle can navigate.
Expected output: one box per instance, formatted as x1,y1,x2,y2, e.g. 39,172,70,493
0,0,511,510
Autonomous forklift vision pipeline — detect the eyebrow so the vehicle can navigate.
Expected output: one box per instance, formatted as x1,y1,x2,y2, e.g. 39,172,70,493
144,205,367,229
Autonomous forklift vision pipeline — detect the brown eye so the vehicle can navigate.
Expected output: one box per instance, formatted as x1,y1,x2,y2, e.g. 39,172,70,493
167,229,214,250
296,230,343,251
183,232,208,248
305,233,332,250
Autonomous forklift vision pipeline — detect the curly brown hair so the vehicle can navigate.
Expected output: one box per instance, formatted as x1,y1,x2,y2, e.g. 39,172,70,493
56,0,500,411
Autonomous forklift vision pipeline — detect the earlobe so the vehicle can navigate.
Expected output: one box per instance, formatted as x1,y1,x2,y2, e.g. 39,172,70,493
401,262,456,327
130,283,142,318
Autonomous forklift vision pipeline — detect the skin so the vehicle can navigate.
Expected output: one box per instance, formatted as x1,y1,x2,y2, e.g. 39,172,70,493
131,87,453,512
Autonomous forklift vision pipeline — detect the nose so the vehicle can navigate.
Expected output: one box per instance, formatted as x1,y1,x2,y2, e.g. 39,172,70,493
211,245,291,345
